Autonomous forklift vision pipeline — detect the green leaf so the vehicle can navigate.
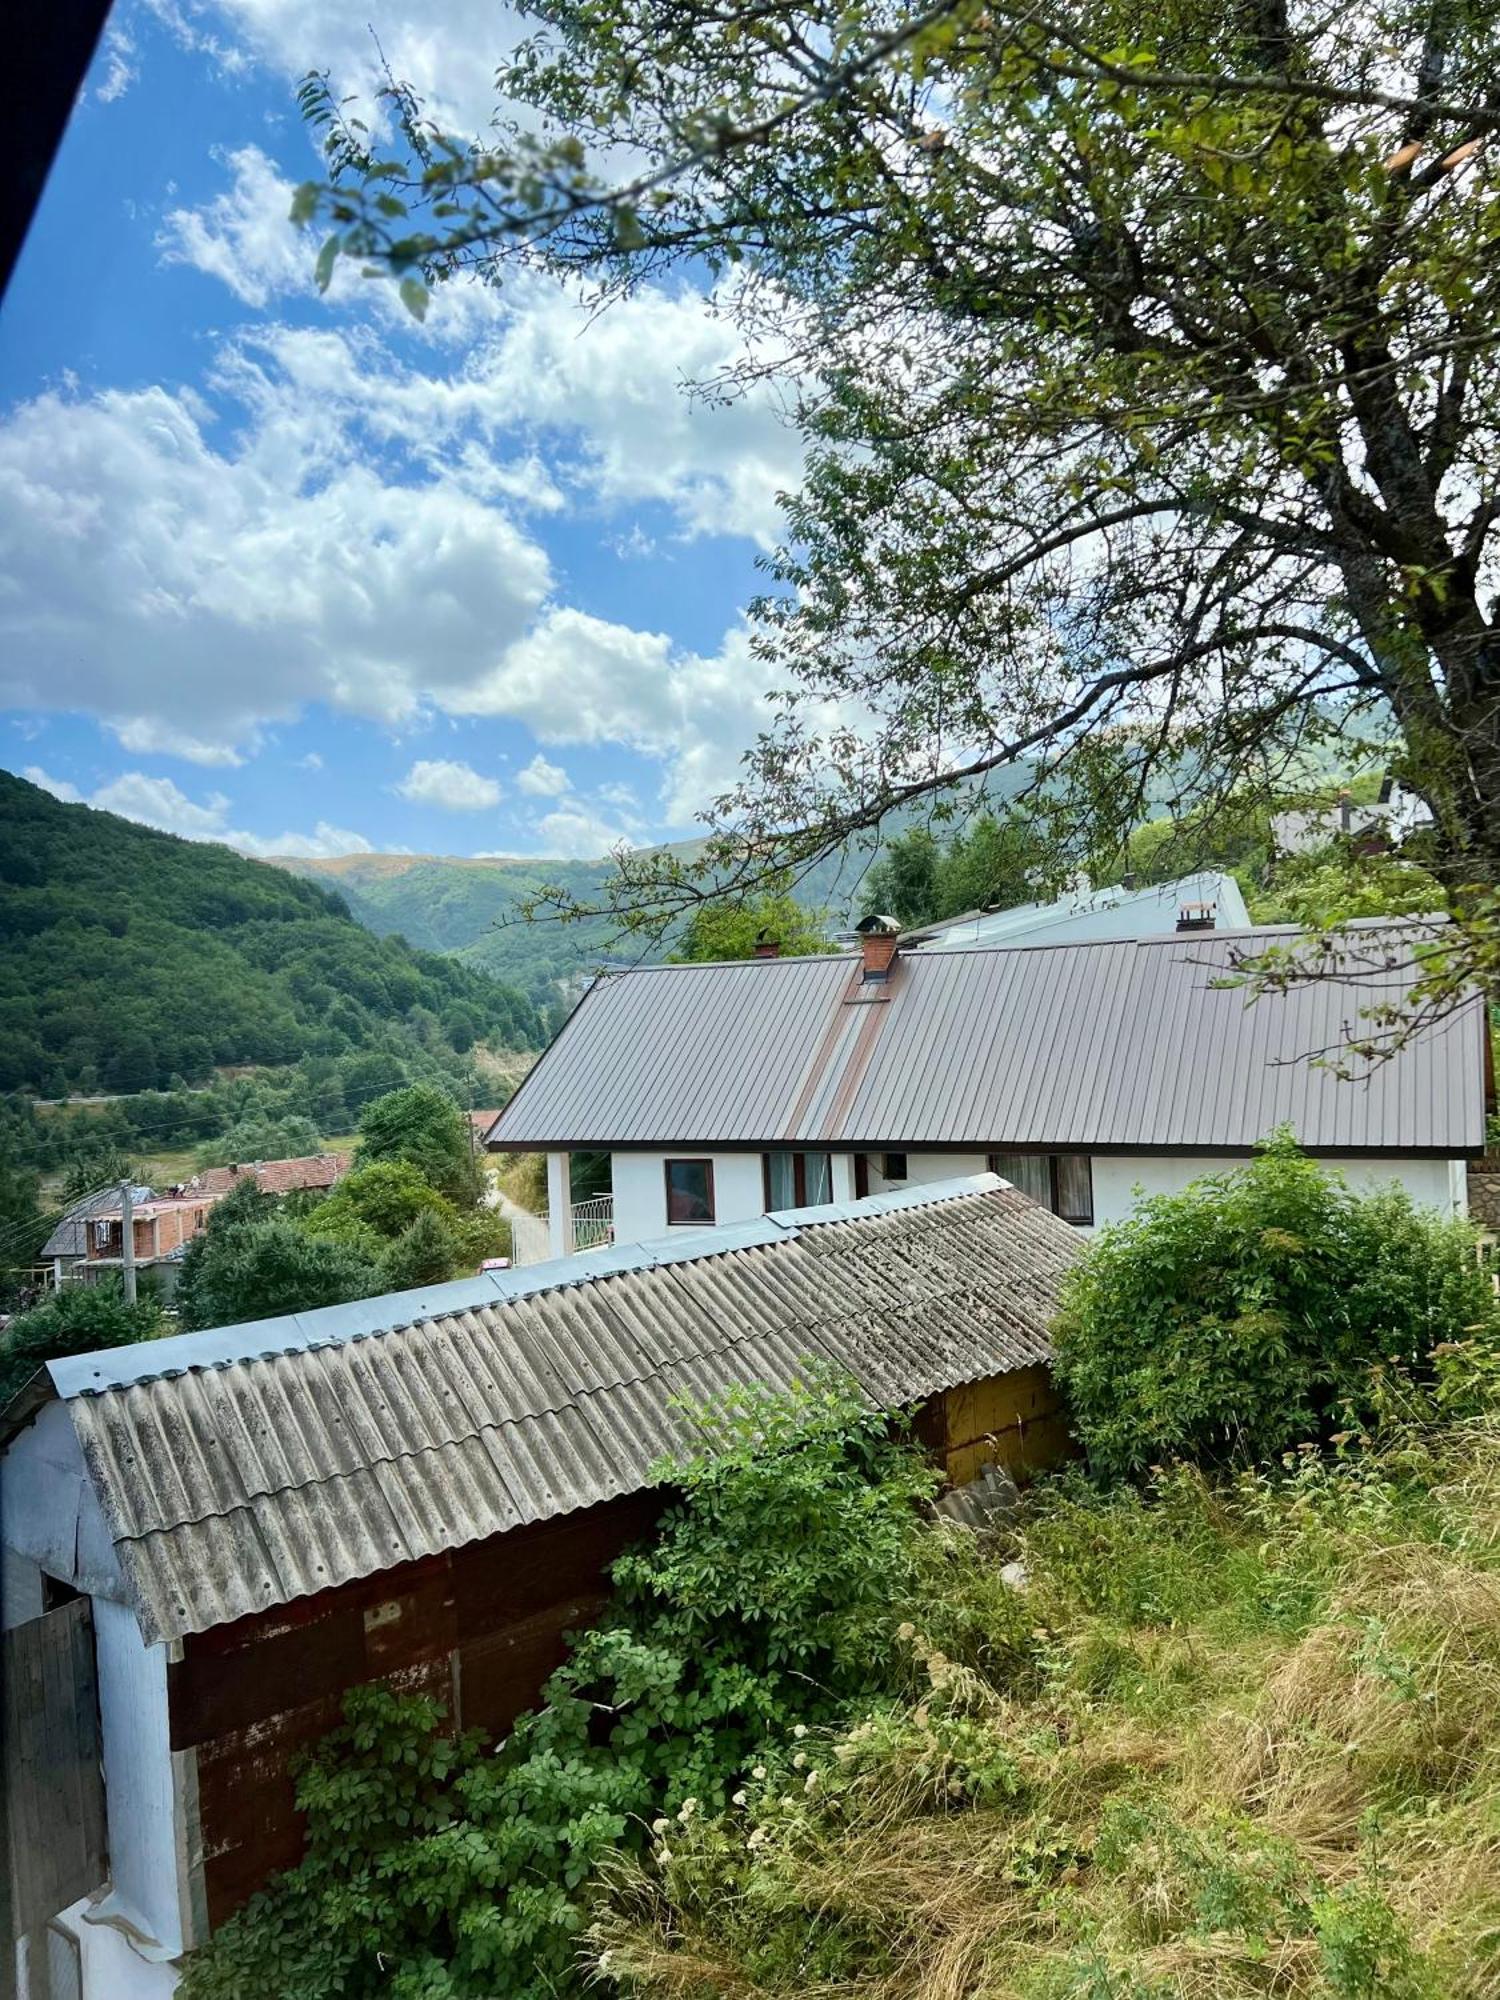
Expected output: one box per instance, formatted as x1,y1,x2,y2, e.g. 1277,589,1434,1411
314,233,340,293
288,181,320,228
399,276,431,322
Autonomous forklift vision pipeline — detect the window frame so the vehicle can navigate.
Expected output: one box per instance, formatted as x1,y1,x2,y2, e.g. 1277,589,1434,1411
761,1150,834,1209
881,1152,908,1182
663,1157,716,1227
985,1152,1094,1226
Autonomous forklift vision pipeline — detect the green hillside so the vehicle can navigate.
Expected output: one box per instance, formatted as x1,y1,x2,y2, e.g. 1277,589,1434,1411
0,770,544,1098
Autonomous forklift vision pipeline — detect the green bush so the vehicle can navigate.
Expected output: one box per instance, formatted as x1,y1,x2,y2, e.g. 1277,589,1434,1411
178,1378,937,2000
175,1180,382,1331
1052,1133,1498,1480
0,1281,163,1406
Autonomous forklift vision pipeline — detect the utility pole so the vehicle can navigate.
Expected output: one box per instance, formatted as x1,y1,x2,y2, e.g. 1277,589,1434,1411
120,1180,137,1304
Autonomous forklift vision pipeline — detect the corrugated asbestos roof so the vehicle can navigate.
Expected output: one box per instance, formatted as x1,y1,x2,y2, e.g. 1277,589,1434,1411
28,1179,1077,1645
488,922,1484,1154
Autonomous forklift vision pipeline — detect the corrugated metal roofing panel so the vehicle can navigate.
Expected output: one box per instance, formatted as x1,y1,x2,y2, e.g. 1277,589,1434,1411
490,922,1485,1154
48,1180,1078,1644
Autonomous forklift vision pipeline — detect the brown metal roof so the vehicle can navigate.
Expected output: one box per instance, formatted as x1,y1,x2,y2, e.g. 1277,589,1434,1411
488,923,1485,1155
38,1179,1077,1643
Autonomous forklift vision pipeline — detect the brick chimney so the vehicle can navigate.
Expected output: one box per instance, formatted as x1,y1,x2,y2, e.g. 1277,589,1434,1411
855,912,901,980
753,928,781,959
1176,901,1216,933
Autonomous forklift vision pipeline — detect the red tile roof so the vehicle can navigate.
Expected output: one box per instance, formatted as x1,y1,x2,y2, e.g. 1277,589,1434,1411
181,1154,350,1199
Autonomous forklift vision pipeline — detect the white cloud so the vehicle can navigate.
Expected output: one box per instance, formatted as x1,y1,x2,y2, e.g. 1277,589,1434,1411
232,820,375,858
94,20,139,101
19,762,372,857
148,0,521,138
114,716,246,766
515,752,570,797
161,146,802,542
23,765,81,802
296,751,324,770
531,806,640,860
93,771,234,837
0,376,552,755
395,758,502,810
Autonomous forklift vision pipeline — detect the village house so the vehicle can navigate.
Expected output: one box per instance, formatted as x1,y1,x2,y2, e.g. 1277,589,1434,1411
907,869,1249,951
488,915,1488,1259
0,1178,1076,2000
32,1157,351,1301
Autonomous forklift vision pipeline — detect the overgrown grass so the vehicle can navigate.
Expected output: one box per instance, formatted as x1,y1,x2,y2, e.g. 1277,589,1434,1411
589,1373,1500,1998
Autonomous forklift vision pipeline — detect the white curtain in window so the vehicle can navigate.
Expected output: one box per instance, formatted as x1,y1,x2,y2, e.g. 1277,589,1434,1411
991,1154,1051,1206
765,1153,797,1207
803,1152,833,1205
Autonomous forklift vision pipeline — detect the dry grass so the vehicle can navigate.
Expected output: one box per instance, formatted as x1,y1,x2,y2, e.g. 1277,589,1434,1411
589,1415,1500,2000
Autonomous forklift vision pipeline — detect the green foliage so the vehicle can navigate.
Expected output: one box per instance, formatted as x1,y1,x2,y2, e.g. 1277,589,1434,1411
0,769,542,1098
178,1378,938,2000
195,1116,325,1170
1053,1134,1499,1480
0,1280,163,1408
379,1206,464,1289
1250,843,1445,928
355,1084,481,1204
857,813,1050,929
586,1376,1500,2000
305,1159,449,1242
0,1162,54,1307
174,1180,381,1331
670,892,837,962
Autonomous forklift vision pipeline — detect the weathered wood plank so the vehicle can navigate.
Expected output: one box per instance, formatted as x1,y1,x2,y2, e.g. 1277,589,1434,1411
3,1601,107,1937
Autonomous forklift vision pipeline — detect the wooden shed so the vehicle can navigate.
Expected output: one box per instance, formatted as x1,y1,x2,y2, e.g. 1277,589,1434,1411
0,1176,1078,1999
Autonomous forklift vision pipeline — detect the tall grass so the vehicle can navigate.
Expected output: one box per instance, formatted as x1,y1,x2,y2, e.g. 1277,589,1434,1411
587,1371,1500,1999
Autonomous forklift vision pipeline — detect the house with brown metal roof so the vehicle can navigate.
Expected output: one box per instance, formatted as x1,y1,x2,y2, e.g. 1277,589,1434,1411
0,1178,1076,1998
487,916,1489,1258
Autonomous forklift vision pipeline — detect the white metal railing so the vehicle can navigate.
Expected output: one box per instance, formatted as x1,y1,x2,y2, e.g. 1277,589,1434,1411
571,1195,614,1252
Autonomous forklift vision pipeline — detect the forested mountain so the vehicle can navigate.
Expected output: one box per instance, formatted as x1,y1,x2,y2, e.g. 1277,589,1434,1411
0,770,543,1097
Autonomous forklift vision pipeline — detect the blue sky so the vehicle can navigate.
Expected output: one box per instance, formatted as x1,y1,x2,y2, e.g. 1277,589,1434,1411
0,0,802,859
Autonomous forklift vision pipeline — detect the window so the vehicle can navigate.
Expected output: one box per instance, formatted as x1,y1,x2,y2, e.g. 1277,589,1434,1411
987,1153,1094,1226
762,1151,834,1209
664,1158,715,1225
882,1152,908,1182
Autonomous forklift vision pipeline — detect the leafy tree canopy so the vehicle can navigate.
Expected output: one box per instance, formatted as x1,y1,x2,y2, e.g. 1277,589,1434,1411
294,0,1500,1045
354,1083,480,1205
668,890,837,961
0,770,542,1099
175,1181,382,1331
0,1281,164,1409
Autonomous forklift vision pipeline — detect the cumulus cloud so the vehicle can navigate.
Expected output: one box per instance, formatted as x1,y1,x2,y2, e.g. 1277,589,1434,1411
395,758,502,810
0,376,552,756
161,147,803,541
23,765,81,802
515,753,571,797
531,805,640,860
18,762,372,857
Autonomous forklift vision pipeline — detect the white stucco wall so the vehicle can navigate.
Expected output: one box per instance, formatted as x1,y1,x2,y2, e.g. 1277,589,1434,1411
611,1150,771,1240
1088,1153,1465,1226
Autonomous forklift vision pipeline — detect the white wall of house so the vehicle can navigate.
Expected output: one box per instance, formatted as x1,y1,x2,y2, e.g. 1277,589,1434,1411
611,1149,770,1241
592,1144,1468,1246
882,1148,1466,1226
1087,1152,1466,1226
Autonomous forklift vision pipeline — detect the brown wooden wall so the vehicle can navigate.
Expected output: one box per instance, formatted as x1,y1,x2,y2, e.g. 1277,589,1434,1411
169,1367,1069,1935
168,1489,661,1930
917,1364,1070,1484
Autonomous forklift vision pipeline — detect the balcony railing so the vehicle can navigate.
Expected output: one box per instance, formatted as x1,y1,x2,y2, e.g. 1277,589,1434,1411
571,1195,614,1252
